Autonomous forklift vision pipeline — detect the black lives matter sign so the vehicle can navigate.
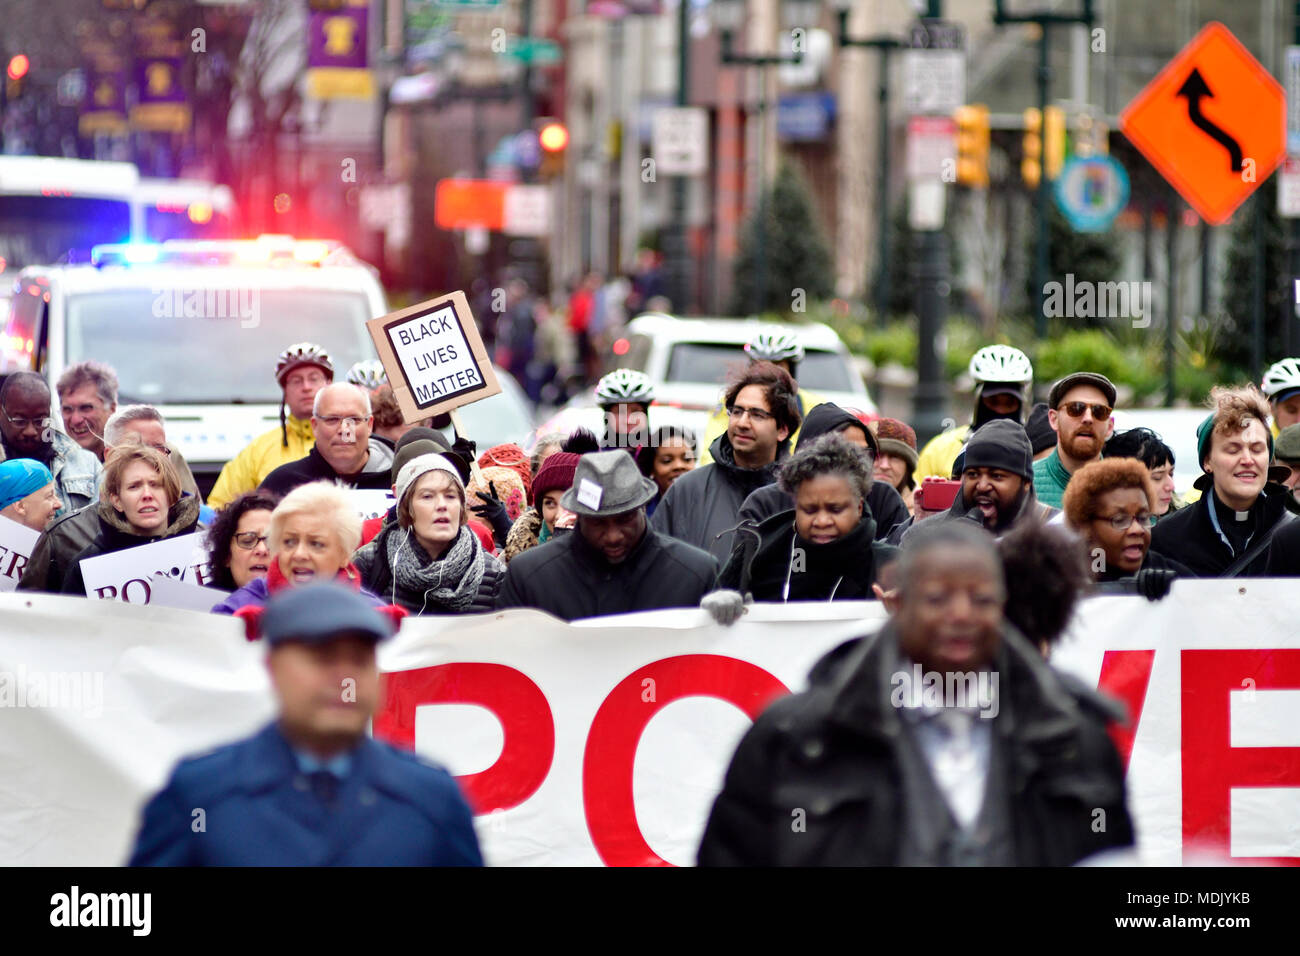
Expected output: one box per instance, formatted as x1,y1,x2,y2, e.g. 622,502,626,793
367,290,502,423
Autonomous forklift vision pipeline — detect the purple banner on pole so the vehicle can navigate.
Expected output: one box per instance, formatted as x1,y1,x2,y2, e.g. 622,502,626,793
309,7,369,71
134,56,186,106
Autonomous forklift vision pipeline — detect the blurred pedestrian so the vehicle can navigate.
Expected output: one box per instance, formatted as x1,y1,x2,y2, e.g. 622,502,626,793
55,360,117,461
129,584,481,866
697,519,1134,866
996,521,1093,656
208,343,333,508
1032,372,1117,509
205,492,279,593
260,384,393,497
496,450,717,620
352,454,504,614
61,444,200,597
0,371,100,516
0,459,59,532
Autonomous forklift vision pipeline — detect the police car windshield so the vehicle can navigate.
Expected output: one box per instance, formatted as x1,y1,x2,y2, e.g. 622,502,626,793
665,342,854,392
65,289,376,404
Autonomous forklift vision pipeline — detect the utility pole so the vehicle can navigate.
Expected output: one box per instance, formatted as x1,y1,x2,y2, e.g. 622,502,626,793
666,0,691,314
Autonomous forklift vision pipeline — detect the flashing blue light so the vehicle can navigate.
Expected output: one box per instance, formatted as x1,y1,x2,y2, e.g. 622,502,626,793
123,244,162,264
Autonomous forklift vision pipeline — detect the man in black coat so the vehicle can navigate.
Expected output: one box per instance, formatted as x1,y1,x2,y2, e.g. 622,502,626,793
261,383,394,498
496,450,718,621
1151,390,1297,577
697,519,1134,866
737,402,909,540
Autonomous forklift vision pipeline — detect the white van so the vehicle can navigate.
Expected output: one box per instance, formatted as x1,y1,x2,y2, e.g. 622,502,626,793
0,237,387,491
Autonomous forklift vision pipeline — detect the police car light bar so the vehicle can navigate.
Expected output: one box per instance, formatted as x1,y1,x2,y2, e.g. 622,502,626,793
91,236,350,269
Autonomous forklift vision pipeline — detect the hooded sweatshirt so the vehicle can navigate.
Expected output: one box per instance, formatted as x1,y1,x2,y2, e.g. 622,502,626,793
738,403,910,540
651,431,789,563
259,437,395,498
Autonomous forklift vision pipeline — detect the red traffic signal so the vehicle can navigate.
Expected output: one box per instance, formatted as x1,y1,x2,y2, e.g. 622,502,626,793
7,54,30,82
539,122,568,153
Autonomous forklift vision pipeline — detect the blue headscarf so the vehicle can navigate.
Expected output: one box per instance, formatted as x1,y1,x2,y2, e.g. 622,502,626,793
0,458,54,511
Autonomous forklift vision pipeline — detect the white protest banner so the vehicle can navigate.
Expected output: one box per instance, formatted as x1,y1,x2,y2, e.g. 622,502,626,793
351,489,396,521
146,574,230,613
78,532,212,603
367,290,502,424
0,515,39,592
4,582,1300,865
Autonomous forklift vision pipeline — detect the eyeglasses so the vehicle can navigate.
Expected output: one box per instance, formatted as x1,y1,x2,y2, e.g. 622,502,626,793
2,409,53,431
1058,401,1112,421
1092,510,1152,531
316,415,367,429
233,531,269,550
727,405,774,424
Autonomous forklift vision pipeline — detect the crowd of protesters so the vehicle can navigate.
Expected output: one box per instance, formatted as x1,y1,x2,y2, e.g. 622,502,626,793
10,329,1300,868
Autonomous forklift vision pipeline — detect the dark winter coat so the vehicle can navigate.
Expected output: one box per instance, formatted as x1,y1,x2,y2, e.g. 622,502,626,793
1150,484,1296,577
351,522,504,614
717,508,897,602
16,502,99,593
651,433,789,563
61,496,202,597
259,442,395,498
1265,515,1300,576
495,522,718,621
697,621,1134,866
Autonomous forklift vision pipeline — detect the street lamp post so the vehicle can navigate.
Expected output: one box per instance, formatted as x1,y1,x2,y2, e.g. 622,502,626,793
711,0,806,317
830,0,902,323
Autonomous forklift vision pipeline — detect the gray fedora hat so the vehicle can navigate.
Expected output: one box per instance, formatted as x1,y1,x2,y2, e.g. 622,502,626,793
559,449,658,517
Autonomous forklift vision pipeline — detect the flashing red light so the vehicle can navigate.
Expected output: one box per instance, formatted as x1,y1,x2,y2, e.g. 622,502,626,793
612,337,630,356
7,55,29,82
539,122,569,152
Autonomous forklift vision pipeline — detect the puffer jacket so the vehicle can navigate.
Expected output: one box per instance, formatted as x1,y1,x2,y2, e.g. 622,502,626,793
697,621,1134,866
651,433,789,563
61,495,202,596
207,415,315,508
352,523,504,614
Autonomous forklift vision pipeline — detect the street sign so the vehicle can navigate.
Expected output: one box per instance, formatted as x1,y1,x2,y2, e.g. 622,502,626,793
906,115,956,182
434,179,508,230
1053,155,1130,233
909,18,965,51
1287,46,1300,154
1120,21,1285,226
902,49,966,116
652,107,709,176
503,185,550,236
1279,157,1300,218
503,37,563,65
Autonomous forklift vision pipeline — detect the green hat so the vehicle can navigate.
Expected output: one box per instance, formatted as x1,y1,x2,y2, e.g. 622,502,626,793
1275,423,1300,464
1193,412,1280,491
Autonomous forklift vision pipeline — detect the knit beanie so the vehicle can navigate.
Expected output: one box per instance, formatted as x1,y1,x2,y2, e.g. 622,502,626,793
1024,402,1056,455
478,443,532,501
532,452,581,509
873,418,918,470
963,419,1034,481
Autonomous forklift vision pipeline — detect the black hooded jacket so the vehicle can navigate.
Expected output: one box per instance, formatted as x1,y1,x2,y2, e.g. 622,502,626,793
1151,483,1296,577
737,403,910,540
651,432,789,563
716,507,897,602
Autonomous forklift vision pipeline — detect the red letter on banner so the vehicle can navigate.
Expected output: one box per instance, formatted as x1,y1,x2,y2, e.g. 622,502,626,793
374,663,555,815
1096,649,1155,772
583,654,789,867
1181,649,1300,864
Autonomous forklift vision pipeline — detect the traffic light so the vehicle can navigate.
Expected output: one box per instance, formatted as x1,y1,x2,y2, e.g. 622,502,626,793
953,104,990,187
1043,105,1066,181
1022,107,1042,189
537,120,568,179
5,54,29,100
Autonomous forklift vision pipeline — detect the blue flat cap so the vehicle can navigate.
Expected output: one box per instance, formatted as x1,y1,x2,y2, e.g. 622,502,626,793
260,583,393,647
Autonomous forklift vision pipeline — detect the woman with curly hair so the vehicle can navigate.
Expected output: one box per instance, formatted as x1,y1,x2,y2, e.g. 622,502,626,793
204,491,279,592
709,433,898,607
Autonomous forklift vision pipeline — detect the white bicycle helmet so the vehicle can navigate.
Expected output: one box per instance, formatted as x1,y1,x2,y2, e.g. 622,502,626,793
745,329,805,364
968,345,1033,385
1262,358,1300,398
275,342,335,386
595,368,655,407
346,359,388,391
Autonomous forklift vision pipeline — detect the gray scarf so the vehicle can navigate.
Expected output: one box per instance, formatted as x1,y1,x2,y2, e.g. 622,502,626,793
387,523,486,612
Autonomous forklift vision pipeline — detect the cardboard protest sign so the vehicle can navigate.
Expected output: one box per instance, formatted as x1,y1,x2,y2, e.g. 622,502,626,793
366,290,502,424
79,532,212,604
145,574,230,613
0,516,39,593
352,489,396,522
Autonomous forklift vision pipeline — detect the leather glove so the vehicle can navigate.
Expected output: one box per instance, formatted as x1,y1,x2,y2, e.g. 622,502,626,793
451,434,477,463
470,480,512,547
701,589,751,626
1133,567,1177,601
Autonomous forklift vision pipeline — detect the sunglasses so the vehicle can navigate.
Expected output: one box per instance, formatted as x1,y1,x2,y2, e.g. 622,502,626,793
233,532,269,550
1058,401,1112,421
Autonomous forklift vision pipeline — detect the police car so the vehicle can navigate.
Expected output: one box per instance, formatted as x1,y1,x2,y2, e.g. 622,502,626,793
0,236,387,490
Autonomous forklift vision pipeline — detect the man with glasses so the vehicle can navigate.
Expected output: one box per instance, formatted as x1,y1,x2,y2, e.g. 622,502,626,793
17,404,212,593
1032,372,1117,509
0,371,100,517
652,363,802,562
260,384,394,498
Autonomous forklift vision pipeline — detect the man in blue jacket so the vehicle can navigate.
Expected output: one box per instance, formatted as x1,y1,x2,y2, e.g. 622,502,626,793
128,584,483,866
